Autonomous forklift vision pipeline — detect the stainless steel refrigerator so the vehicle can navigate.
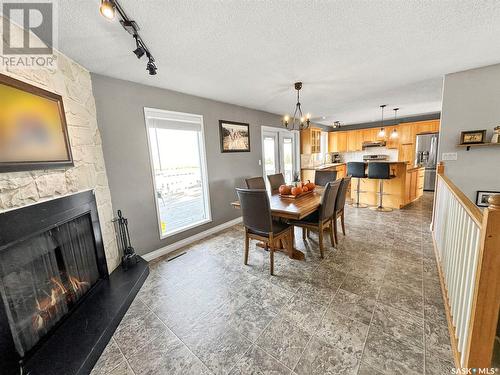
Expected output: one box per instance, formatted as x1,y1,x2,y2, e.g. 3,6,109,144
415,133,439,191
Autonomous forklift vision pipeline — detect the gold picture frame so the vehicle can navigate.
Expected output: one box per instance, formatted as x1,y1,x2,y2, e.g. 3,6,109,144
460,130,486,145
0,73,73,172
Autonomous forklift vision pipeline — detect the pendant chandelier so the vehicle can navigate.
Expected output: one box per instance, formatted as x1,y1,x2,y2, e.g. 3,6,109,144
378,104,386,138
391,108,399,139
282,82,311,130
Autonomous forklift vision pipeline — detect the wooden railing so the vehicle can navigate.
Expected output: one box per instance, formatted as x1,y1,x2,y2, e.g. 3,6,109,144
431,163,500,369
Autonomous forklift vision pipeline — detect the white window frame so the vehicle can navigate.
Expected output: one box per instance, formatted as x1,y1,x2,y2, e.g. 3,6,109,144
143,107,212,239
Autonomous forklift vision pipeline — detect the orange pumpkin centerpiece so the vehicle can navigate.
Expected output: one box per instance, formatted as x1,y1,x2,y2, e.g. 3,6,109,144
279,184,291,195
291,186,303,196
306,181,315,191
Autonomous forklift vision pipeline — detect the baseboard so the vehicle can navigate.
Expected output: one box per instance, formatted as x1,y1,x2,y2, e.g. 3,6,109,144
142,217,243,262
431,231,462,369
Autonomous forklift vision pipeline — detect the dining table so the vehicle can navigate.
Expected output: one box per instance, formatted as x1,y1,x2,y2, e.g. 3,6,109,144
231,186,324,261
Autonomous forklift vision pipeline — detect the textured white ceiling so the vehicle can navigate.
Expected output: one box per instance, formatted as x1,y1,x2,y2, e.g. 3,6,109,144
57,0,500,125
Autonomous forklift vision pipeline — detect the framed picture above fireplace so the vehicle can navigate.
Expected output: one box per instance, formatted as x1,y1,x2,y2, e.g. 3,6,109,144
0,73,73,172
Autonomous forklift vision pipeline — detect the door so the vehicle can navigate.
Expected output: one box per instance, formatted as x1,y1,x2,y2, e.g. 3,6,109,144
279,133,295,183
262,128,297,184
263,131,279,177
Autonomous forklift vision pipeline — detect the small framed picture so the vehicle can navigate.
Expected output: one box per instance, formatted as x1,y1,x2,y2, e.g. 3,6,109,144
475,191,500,207
460,130,486,145
219,120,250,152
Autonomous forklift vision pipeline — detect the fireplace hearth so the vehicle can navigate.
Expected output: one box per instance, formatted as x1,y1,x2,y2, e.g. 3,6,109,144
0,191,148,375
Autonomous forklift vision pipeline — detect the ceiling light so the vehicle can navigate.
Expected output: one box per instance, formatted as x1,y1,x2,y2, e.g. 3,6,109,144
282,82,310,130
378,104,386,138
147,59,157,75
99,0,115,20
133,46,145,58
99,0,158,76
133,35,145,58
391,108,399,139
332,121,341,129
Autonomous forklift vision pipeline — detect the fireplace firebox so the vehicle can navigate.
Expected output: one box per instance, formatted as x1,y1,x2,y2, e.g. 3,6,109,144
0,191,116,375
1,212,105,359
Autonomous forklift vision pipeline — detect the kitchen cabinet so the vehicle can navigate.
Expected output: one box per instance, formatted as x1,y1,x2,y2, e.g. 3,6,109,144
300,127,322,154
405,167,425,203
398,143,415,164
362,128,378,143
328,131,347,153
415,120,440,135
385,126,399,149
399,123,416,145
347,130,363,152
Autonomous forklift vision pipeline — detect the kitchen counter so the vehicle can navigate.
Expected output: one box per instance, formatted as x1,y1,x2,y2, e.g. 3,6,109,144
301,163,345,171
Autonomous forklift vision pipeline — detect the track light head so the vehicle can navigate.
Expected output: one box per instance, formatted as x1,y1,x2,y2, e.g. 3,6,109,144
99,0,115,20
133,46,145,58
146,59,157,75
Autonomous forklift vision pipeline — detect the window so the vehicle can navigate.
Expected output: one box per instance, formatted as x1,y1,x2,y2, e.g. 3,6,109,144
144,108,211,238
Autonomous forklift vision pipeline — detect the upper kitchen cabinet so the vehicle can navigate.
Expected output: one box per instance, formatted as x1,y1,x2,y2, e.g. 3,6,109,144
362,128,379,143
347,130,363,151
328,131,347,152
301,127,322,154
385,126,399,149
399,123,416,145
414,119,440,134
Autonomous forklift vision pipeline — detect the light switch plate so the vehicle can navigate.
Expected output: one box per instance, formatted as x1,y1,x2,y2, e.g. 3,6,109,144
258,159,262,166
442,152,458,161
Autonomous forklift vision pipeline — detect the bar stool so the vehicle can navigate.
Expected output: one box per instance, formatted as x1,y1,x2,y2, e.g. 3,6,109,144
367,162,393,212
347,162,367,208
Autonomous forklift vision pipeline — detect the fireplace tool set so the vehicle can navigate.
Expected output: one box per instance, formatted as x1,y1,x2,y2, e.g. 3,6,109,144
113,210,138,270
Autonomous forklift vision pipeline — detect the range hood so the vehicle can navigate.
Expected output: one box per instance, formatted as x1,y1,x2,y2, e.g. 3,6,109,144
362,140,386,149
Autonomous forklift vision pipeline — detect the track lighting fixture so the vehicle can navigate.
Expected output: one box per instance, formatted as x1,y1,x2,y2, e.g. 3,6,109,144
133,36,145,58
99,0,157,75
146,58,157,75
100,0,115,20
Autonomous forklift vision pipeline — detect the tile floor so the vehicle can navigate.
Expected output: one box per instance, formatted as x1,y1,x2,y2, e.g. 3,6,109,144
92,193,455,375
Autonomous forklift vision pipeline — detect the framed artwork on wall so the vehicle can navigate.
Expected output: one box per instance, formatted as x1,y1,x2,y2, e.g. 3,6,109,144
219,120,250,152
476,191,500,207
459,130,486,145
0,73,73,172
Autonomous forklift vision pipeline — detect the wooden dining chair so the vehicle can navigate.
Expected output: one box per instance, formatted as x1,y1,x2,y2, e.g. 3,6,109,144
287,180,341,258
333,177,352,244
245,176,266,189
267,173,285,191
235,188,293,275
314,170,338,186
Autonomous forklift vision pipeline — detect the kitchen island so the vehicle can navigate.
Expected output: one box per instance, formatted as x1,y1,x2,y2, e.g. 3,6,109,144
350,162,425,209
300,163,346,182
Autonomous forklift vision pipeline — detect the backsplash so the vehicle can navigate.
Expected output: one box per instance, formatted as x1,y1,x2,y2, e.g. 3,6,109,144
341,147,399,162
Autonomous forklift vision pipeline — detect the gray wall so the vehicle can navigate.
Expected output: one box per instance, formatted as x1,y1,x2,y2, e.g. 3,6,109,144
439,63,500,202
91,74,306,255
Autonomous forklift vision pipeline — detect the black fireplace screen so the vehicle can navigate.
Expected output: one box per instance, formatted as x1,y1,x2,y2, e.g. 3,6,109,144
0,213,100,357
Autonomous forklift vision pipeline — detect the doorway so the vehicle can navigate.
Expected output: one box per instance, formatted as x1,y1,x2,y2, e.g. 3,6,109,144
261,126,299,185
